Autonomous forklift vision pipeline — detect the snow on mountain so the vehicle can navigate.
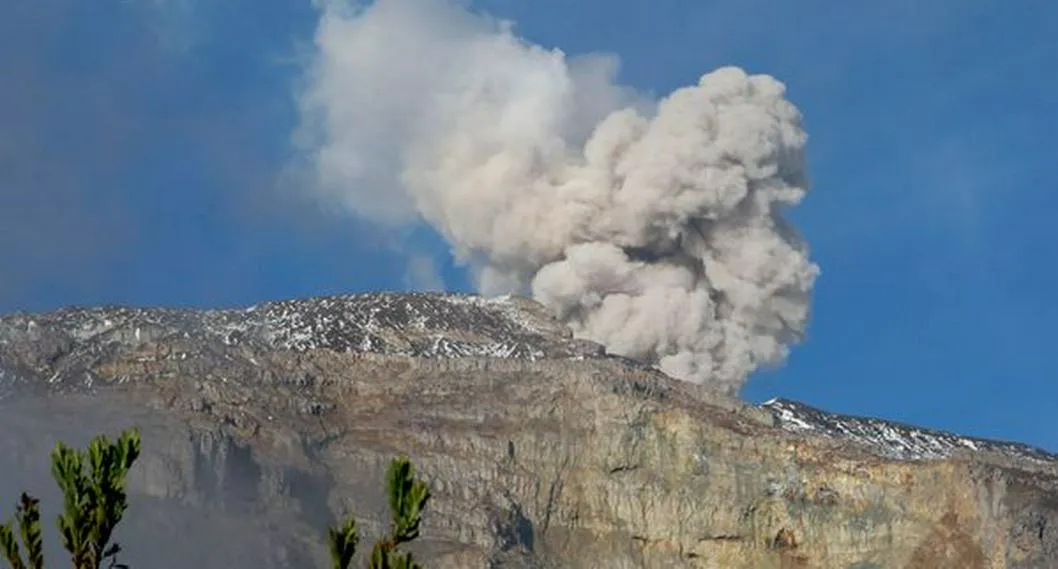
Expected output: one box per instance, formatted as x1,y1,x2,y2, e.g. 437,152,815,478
3,292,1055,469
0,292,606,364
762,397,1058,465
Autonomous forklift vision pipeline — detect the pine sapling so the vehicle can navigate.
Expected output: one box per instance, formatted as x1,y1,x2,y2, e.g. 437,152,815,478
51,429,141,569
0,492,44,569
368,457,430,569
327,456,431,569
328,517,359,569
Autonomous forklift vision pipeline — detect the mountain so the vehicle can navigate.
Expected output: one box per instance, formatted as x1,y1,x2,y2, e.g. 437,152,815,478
0,292,1055,568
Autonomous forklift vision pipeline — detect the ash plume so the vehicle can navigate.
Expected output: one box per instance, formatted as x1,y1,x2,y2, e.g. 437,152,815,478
292,0,819,393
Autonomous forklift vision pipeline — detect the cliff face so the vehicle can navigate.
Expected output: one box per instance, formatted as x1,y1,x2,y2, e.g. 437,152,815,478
0,292,1055,569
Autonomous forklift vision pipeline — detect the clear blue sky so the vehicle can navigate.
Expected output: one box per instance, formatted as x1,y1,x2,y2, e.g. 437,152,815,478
2,1,1056,449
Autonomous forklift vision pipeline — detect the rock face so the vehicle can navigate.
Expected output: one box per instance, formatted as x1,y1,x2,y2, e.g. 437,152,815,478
0,292,1056,569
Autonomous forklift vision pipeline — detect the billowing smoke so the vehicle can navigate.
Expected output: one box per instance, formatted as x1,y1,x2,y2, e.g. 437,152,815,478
292,0,819,393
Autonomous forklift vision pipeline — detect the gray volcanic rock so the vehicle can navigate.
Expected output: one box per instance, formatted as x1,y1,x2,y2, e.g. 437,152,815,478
764,398,1058,465
0,292,1056,569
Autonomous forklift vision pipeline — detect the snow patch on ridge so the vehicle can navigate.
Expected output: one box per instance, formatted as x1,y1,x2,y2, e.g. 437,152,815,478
762,398,1057,464
0,292,601,363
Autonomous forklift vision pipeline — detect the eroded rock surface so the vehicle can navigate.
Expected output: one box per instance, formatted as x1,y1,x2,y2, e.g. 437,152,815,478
0,292,1055,568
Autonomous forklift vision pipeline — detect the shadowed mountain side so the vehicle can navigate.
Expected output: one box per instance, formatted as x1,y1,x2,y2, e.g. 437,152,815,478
1,292,1056,568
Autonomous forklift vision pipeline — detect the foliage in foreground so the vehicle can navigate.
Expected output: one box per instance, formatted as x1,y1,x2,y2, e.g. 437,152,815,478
1,430,431,569
329,457,431,569
2,430,139,569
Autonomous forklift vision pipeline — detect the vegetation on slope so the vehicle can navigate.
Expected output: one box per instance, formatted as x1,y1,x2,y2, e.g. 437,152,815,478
0,430,431,569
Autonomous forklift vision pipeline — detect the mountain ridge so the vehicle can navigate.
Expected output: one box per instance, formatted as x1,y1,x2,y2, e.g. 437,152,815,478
1,292,1056,568
3,291,1053,466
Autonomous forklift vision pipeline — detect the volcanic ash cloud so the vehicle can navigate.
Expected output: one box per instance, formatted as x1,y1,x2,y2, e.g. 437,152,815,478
292,0,820,393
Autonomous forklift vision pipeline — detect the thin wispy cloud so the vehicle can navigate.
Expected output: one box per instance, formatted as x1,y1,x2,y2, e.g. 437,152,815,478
133,0,204,53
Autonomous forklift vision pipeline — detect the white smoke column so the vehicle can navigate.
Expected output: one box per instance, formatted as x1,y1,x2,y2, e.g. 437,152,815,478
293,0,819,393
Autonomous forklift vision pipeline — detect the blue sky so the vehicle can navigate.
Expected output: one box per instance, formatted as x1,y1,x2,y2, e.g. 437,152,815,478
2,1,1056,449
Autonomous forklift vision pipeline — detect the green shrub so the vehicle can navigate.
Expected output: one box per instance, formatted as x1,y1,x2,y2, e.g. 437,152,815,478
0,493,44,569
350,457,431,569
2,429,140,569
1,431,431,569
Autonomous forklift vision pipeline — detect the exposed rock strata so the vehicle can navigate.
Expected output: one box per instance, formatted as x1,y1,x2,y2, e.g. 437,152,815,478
0,292,1055,568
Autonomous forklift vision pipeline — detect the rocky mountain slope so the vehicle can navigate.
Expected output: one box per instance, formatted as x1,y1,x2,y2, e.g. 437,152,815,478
0,292,1055,568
